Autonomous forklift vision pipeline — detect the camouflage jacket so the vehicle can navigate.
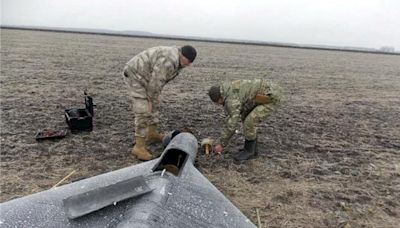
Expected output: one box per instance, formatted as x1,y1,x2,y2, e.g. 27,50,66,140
124,46,182,100
219,79,282,146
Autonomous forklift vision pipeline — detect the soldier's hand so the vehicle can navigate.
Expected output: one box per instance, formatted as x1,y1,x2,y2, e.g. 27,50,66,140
213,144,224,154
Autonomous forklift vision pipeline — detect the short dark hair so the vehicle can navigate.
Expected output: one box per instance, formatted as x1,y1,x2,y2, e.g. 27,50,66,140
181,45,197,62
208,86,221,102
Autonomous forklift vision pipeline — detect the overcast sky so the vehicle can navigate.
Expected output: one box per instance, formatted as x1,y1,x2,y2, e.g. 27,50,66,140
2,0,399,50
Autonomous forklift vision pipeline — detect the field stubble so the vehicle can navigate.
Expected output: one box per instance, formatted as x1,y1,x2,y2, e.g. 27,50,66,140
1,29,400,227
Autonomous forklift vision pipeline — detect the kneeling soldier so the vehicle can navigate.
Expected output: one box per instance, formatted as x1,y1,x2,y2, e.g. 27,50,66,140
208,79,282,161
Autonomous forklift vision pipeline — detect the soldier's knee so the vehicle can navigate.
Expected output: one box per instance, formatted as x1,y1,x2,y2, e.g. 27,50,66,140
254,105,271,118
132,99,149,114
135,112,152,121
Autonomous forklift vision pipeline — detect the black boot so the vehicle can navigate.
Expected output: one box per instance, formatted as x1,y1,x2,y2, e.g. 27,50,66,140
234,139,257,161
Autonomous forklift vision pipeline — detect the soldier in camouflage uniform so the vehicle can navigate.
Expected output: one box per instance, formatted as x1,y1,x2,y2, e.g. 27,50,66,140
123,45,197,161
208,79,282,161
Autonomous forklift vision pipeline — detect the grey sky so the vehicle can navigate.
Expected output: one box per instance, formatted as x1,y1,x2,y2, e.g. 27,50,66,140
2,0,399,50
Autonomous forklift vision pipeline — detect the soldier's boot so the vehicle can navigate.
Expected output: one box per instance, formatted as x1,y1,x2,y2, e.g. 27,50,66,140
234,139,258,161
132,136,153,161
146,125,164,144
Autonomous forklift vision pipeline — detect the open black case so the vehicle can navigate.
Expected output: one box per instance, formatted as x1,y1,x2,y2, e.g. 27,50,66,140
64,94,94,133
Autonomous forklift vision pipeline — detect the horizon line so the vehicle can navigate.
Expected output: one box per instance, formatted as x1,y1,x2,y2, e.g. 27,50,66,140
1,25,399,56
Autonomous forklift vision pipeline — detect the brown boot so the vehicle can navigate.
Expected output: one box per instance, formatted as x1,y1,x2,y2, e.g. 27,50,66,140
132,136,153,161
146,125,164,143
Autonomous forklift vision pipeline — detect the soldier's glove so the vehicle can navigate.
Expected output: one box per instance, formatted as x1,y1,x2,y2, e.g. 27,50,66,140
213,144,224,154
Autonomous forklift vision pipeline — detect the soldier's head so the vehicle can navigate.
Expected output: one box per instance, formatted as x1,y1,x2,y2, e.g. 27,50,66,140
180,45,197,67
208,85,224,105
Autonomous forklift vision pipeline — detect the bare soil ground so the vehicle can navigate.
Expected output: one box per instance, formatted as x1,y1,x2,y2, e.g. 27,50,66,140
1,29,399,227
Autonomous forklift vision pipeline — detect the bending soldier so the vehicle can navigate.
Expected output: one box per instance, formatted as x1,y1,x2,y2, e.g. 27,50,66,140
208,79,282,161
123,45,197,161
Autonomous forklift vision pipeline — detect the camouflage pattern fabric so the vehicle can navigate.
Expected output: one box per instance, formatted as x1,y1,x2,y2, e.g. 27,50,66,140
242,104,276,141
127,96,160,137
123,46,182,100
123,46,183,137
219,79,282,146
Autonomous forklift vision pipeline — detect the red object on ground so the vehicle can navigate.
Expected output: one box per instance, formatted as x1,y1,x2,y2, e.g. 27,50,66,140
35,129,68,141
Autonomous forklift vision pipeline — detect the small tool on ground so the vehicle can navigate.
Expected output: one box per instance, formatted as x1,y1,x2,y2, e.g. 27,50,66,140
201,138,214,156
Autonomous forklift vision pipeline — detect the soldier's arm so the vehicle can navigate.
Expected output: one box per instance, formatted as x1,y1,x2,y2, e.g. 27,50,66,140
220,98,241,147
147,58,175,100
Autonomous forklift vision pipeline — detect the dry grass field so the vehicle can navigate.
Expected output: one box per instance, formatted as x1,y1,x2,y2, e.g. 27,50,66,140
1,28,399,227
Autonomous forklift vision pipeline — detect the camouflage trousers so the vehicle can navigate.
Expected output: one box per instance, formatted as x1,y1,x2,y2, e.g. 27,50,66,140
123,72,160,137
241,80,282,140
241,103,276,141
